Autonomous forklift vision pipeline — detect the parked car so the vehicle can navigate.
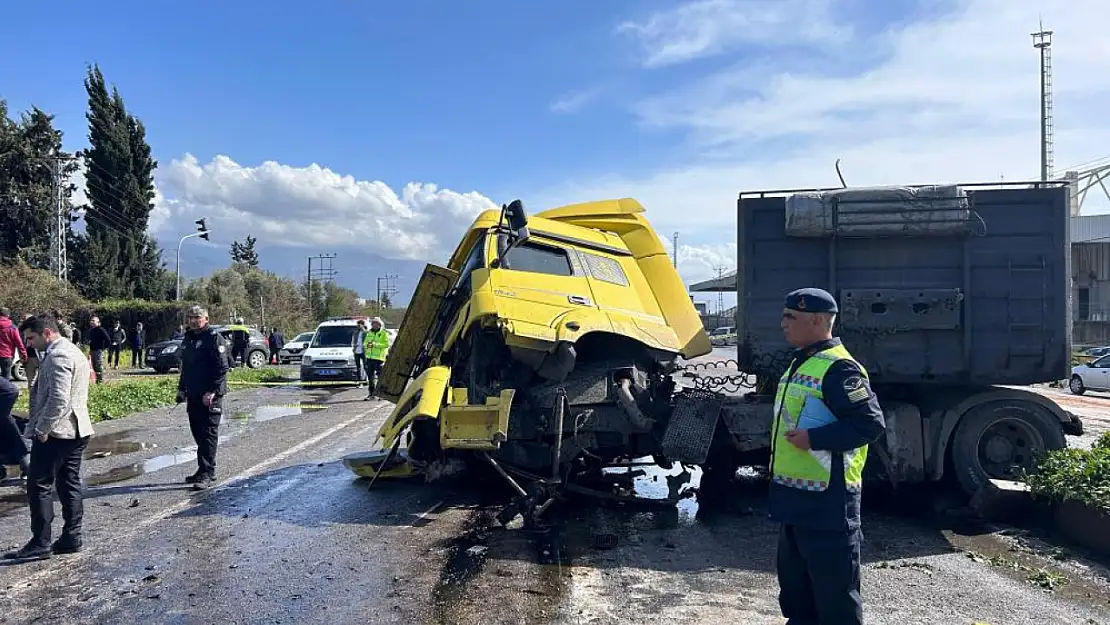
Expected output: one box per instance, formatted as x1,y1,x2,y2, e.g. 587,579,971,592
708,325,737,347
277,332,315,364
9,350,26,382
1070,353,1110,395
145,325,271,373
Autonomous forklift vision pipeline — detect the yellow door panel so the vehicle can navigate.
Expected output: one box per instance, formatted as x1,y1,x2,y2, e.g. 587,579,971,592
377,264,458,402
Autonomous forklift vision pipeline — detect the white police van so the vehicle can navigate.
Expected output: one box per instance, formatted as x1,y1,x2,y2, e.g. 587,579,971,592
299,317,396,383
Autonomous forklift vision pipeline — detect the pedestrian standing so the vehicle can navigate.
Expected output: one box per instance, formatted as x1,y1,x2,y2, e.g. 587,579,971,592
109,320,126,369
0,375,29,482
131,322,146,369
769,288,886,625
353,320,367,387
361,317,391,400
175,306,229,490
268,327,285,365
0,307,28,380
86,317,111,384
229,318,249,368
4,314,94,562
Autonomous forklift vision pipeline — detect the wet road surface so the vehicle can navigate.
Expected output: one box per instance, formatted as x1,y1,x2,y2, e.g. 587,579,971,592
0,361,1108,624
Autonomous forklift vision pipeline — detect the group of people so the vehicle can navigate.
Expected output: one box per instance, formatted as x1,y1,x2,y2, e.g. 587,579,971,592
0,305,233,561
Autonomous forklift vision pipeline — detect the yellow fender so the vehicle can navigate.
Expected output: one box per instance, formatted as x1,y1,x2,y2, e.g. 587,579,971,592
376,365,451,449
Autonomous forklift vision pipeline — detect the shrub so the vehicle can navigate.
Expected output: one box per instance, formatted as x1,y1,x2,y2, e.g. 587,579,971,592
1026,436,1110,513
72,299,201,343
0,260,88,317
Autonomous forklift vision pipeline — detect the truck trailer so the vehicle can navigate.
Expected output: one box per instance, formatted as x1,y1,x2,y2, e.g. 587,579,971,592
700,180,1082,498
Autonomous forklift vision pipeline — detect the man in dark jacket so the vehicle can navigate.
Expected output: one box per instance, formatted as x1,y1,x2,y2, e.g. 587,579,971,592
0,375,29,481
175,306,229,490
86,317,112,384
0,307,29,381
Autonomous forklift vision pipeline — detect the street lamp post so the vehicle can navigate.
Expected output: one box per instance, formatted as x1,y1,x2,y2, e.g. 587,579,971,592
176,218,210,300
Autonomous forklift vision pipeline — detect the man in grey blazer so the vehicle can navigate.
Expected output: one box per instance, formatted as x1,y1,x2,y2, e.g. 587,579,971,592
4,314,94,561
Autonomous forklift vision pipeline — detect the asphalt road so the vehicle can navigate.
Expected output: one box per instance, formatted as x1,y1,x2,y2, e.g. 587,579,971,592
0,364,1108,624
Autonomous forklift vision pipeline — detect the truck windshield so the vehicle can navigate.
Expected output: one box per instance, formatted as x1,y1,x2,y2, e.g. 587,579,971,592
311,326,358,348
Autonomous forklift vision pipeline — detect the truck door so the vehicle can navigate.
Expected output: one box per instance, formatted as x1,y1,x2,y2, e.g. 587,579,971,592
490,236,603,331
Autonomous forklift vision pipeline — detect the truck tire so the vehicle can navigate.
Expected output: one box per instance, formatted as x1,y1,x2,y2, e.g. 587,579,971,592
949,400,1066,496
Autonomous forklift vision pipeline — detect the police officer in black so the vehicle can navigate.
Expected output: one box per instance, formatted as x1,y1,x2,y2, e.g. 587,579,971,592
175,305,229,490
771,288,886,625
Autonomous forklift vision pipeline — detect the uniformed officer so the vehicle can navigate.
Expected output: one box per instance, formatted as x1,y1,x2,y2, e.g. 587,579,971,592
175,306,230,490
361,317,391,400
770,287,886,625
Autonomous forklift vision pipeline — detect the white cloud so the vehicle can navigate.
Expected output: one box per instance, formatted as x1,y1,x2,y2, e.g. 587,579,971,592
615,0,849,68
532,0,1110,266
150,154,497,262
550,88,601,114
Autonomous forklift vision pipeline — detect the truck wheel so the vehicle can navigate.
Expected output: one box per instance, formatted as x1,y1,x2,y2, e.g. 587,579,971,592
1069,375,1086,395
949,401,1066,496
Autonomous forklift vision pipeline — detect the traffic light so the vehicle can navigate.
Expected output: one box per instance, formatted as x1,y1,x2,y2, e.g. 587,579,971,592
196,218,210,241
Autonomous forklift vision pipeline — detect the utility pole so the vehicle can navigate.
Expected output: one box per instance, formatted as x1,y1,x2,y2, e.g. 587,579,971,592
1033,22,1054,182
712,264,727,324
376,274,398,312
307,253,338,319
50,156,68,286
672,232,679,268
176,218,211,300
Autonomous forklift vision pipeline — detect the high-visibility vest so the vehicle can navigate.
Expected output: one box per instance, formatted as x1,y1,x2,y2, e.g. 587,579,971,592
363,329,390,361
770,343,869,492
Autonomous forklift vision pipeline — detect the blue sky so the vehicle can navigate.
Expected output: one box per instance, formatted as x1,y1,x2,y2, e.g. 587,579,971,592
2,0,1109,307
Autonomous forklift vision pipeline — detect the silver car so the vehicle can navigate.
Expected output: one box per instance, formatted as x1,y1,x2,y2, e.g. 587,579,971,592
1070,353,1110,395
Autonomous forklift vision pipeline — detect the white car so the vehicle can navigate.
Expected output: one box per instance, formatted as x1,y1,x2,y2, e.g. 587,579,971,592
1069,354,1110,395
278,332,315,364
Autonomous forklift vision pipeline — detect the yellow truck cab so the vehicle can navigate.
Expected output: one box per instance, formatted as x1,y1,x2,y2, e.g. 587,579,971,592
346,198,712,488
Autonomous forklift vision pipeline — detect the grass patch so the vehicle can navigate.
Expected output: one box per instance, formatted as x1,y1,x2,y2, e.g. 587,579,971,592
12,367,290,422
1025,432,1110,513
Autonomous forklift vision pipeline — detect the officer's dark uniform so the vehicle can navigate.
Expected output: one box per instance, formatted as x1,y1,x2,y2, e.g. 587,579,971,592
770,288,886,625
176,323,229,487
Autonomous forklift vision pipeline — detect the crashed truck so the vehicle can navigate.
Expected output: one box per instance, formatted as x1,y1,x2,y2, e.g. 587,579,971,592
344,180,1082,524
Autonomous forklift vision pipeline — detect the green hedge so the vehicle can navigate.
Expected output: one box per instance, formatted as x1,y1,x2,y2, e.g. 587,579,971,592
1026,432,1110,513
73,299,202,343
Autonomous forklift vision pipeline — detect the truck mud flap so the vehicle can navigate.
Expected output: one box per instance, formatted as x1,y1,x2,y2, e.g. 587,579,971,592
661,388,723,464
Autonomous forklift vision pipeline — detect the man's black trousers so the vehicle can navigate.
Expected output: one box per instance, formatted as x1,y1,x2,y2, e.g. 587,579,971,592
186,395,222,477
28,436,89,548
777,523,863,625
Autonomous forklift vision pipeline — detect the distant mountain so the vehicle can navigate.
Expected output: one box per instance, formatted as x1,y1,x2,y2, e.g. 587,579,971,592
159,238,427,306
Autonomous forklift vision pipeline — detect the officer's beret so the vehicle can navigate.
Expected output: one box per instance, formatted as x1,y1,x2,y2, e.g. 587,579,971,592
784,288,838,314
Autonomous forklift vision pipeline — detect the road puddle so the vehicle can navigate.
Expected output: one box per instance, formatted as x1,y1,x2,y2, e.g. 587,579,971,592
86,436,230,486
84,430,158,459
946,526,1110,610
229,403,326,424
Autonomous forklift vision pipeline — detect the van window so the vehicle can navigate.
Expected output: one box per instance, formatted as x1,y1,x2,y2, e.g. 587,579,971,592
501,241,573,277
311,325,359,348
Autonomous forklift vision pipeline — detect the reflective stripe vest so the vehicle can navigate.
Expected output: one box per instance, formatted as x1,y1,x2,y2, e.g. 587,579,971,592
770,343,869,492
362,329,390,361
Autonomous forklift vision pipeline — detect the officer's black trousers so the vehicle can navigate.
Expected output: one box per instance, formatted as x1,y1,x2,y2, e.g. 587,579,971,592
777,523,863,625
186,396,222,477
